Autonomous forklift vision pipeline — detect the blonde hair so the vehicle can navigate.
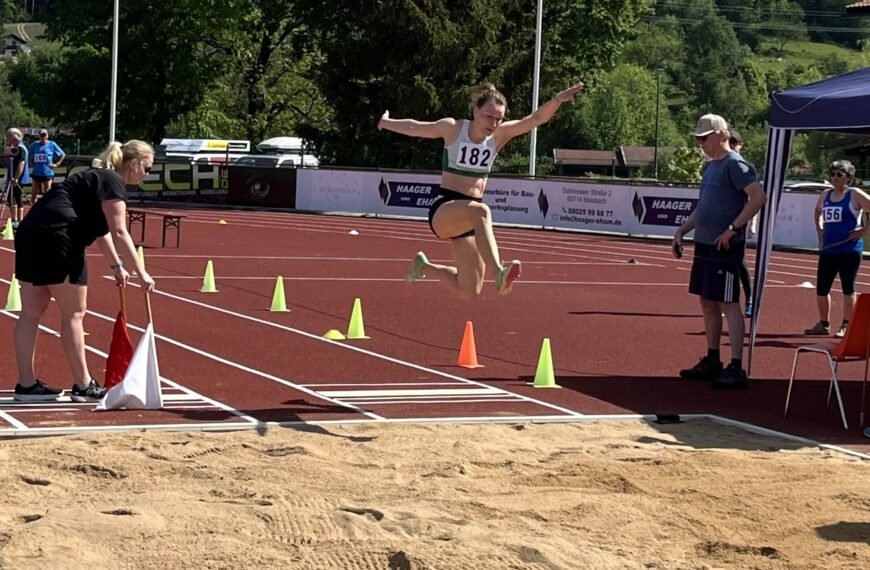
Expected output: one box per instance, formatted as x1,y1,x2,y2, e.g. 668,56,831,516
6,128,22,141
92,139,154,170
469,83,507,114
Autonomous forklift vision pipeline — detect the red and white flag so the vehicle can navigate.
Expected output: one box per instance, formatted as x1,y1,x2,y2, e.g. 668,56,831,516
104,311,134,389
96,323,163,411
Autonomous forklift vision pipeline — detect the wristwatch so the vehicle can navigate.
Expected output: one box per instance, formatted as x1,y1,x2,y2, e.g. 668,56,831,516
728,223,737,232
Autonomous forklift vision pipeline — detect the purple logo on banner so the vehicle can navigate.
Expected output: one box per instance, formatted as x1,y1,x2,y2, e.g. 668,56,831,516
378,178,440,208
633,193,697,226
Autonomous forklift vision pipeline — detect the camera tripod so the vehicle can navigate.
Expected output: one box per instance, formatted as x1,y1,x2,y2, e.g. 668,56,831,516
0,177,21,228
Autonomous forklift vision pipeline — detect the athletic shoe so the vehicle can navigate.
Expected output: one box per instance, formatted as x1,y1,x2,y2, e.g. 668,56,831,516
70,380,108,403
404,251,429,284
804,321,830,335
14,379,64,402
679,356,723,381
744,301,753,318
494,260,522,295
712,363,750,390
835,321,848,339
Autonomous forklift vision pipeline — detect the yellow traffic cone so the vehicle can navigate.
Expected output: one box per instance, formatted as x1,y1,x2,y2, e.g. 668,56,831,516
529,338,560,388
218,219,227,225
200,260,218,293
4,274,21,311
346,298,369,339
270,277,289,312
1,219,13,240
323,329,346,340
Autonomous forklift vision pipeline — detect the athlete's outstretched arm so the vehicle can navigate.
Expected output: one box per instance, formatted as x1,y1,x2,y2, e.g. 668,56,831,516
378,111,456,140
496,81,585,145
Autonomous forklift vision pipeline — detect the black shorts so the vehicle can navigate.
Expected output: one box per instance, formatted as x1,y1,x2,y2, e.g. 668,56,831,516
14,226,88,286
428,189,482,239
31,175,53,183
3,181,22,207
689,242,744,303
817,252,861,296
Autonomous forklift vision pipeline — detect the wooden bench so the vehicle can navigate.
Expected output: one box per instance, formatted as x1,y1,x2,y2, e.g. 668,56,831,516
127,208,186,248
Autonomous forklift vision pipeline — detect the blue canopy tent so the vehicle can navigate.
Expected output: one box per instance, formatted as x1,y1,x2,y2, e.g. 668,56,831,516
749,67,870,373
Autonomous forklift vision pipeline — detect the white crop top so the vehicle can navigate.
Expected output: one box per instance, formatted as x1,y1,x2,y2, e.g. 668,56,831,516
442,120,498,178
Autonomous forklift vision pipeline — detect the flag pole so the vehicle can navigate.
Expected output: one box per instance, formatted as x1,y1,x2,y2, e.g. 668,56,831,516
145,291,153,324
118,285,126,319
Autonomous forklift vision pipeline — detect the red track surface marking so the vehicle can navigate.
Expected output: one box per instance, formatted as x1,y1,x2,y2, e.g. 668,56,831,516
1,209,870,453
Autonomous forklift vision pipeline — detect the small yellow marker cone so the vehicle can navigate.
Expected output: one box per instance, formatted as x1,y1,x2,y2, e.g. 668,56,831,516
346,298,369,339
270,277,289,312
323,329,346,340
200,260,218,293
1,219,13,240
529,338,560,388
218,219,227,225
4,274,21,311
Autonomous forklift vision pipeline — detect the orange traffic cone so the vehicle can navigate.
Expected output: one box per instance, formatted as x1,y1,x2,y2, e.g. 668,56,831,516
458,321,484,369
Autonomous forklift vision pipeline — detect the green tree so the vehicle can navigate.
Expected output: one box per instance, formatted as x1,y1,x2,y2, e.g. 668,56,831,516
661,147,706,184
12,1,235,143
765,0,807,54
571,64,680,150
296,0,653,168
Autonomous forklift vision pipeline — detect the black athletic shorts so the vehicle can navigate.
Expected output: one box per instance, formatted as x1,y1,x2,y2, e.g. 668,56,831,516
3,181,22,207
816,252,861,296
427,189,482,239
689,242,744,304
14,226,88,286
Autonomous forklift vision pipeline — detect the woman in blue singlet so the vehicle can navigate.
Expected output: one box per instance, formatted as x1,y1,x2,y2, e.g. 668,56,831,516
377,81,584,299
805,160,870,338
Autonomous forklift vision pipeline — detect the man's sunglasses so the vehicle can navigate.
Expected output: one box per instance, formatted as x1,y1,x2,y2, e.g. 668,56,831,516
829,171,847,178
695,134,713,143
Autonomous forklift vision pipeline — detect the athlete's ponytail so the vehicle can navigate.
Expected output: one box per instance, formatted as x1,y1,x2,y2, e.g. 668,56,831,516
469,83,507,115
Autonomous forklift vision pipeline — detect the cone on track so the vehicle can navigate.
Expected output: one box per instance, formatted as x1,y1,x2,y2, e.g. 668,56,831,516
529,338,560,388
270,276,289,312
4,274,21,311
218,219,227,225
346,298,369,339
200,260,218,293
458,321,484,369
1,219,13,240
137,245,146,266
323,329,346,340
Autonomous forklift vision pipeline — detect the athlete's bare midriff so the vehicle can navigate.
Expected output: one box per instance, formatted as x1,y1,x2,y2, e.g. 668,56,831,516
440,170,488,199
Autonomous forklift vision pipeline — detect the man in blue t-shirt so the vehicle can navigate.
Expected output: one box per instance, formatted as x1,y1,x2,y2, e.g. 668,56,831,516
671,114,766,389
29,128,65,205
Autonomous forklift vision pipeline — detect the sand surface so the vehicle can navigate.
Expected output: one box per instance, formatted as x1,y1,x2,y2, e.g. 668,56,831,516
1,419,869,569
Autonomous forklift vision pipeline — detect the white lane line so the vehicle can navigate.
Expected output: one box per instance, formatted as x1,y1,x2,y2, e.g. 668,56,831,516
318,388,503,398
0,306,262,426
0,409,26,429
80,306,384,421
148,286,583,418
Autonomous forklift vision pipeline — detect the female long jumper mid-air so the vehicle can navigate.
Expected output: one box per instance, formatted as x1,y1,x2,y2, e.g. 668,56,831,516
378,81,585,299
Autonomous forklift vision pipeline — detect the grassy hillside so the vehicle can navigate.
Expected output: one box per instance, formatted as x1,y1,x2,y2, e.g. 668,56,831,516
754,38,866,72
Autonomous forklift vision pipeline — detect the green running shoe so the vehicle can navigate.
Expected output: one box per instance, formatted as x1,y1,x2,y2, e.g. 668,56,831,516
405,251,429,283
494,260,521,295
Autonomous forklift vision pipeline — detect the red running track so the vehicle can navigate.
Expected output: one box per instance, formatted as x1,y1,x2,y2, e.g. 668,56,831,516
1,208,868,453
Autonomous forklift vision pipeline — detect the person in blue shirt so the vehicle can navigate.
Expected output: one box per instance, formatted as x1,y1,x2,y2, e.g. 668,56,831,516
29,128,65,205
804,160,870,338
672,114,766,389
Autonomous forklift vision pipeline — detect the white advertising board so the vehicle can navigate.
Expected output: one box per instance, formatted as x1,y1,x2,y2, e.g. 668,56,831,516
296,169,825,249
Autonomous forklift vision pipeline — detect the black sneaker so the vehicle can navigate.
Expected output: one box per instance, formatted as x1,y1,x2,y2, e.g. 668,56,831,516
712,363,750,390
744,301,753,318
14,379,64,402
70,380,108,403
679,356,723,381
